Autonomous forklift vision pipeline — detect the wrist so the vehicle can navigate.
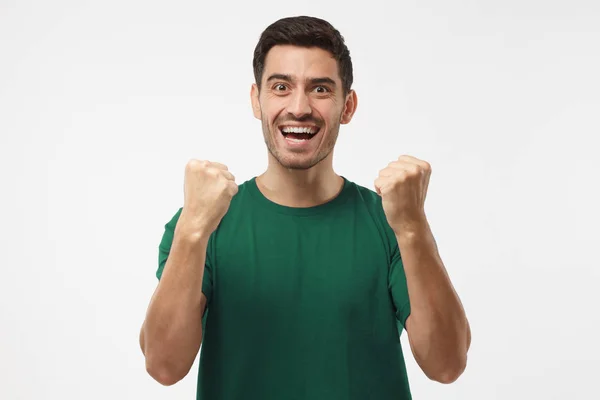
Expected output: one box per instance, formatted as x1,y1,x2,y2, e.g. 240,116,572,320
176,213,213,243
392,214,429,239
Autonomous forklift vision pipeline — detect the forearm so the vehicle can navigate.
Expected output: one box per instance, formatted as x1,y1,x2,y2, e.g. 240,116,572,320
396,219,470,383
142,222,209,385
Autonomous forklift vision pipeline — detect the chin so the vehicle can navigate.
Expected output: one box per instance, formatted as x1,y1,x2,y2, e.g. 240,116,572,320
277,156,318,170
276,149,332,170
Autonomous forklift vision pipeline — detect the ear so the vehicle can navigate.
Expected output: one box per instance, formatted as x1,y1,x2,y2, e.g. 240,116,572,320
251,84,261,120
340,89,358,124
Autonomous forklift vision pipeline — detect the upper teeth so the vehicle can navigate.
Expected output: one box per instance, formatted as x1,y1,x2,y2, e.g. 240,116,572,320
281,126,318,134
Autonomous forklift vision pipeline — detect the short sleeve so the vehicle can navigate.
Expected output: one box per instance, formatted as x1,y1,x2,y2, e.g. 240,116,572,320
389,241,411,331
156,208,214,302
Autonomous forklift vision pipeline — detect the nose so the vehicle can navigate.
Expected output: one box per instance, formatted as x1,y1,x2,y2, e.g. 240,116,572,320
286,90,312,118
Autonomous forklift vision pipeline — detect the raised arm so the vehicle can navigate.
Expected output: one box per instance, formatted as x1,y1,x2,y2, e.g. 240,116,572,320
375,155,470,384
140,159,238,386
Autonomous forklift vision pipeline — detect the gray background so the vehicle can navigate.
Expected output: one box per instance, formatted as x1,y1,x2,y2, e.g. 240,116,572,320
1,0,599,399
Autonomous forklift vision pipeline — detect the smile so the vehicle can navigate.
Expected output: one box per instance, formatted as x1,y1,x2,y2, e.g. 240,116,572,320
278,125,320,141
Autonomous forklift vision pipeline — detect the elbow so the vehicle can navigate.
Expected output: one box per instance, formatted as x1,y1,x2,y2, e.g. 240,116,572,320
429,355,467,384
145,356,188,386
433,368,463,385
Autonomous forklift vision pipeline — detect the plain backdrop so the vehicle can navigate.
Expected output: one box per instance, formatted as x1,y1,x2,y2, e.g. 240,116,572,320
1,0,599,399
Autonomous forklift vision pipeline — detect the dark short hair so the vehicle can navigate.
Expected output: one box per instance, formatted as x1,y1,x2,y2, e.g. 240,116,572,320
252,16,353,95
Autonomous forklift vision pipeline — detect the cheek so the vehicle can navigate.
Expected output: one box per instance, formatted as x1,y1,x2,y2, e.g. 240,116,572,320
262,102,285,123
317,104,342,125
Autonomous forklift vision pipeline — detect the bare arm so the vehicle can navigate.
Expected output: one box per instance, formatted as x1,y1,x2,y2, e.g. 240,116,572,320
140,220,210,386
398,219,471,384
374,155,470,384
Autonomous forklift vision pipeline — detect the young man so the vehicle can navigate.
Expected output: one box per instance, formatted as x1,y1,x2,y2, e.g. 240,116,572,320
140,16,471,400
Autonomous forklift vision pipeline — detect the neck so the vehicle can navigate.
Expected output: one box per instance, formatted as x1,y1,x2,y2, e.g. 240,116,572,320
256,154,343,208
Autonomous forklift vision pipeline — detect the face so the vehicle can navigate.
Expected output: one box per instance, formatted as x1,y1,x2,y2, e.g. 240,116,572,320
251,45,357,170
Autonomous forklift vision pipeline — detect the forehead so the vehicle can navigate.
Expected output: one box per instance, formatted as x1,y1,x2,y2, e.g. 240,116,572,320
263,45,340,83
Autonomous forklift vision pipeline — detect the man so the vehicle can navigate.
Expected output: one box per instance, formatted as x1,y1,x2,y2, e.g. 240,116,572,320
139,16,471,400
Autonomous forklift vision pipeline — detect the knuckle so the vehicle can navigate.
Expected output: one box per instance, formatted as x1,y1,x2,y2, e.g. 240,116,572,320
186,159,200,170
186,159,209,172
207,168,220,178
224,183,237,196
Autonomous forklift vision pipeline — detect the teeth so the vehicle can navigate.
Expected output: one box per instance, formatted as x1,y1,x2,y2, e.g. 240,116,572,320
281,126,318,134
286,138,308,143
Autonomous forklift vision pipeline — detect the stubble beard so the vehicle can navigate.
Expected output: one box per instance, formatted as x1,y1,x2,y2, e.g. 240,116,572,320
261,113,341,170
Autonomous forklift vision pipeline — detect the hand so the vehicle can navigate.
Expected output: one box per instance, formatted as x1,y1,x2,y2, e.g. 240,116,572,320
374,155,431,234
179,159,238,236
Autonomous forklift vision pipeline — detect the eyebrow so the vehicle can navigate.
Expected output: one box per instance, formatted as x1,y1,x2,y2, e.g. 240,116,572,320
266,74,337,87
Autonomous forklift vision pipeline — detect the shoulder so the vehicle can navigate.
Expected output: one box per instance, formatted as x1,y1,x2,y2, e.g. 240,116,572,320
345,178,398,252
229,178,256,206
351,180,381,206
345,178,386,220
158,207,182,252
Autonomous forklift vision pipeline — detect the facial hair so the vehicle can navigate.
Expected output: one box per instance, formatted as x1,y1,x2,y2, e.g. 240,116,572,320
261,112,341,170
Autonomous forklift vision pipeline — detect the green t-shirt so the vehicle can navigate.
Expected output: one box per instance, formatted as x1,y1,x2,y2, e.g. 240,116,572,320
156,176,412,400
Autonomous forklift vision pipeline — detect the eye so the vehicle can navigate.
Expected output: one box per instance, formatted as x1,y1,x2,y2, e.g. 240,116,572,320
313,86,330,93
274,84,287,91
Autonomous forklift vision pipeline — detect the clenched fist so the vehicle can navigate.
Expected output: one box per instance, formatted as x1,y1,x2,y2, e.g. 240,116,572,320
179,159,238,237
374,155,431,234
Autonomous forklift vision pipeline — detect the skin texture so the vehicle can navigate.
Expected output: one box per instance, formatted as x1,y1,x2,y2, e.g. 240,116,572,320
252,45,356,171
250,45,357,208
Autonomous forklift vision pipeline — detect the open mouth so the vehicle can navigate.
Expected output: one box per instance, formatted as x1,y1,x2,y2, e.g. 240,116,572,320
279,125,320,142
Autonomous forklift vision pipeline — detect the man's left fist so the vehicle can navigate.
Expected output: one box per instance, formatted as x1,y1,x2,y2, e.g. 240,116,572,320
374,155,432,233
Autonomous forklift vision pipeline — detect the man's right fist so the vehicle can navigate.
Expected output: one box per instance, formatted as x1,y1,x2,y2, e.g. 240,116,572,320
179,159,238,236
